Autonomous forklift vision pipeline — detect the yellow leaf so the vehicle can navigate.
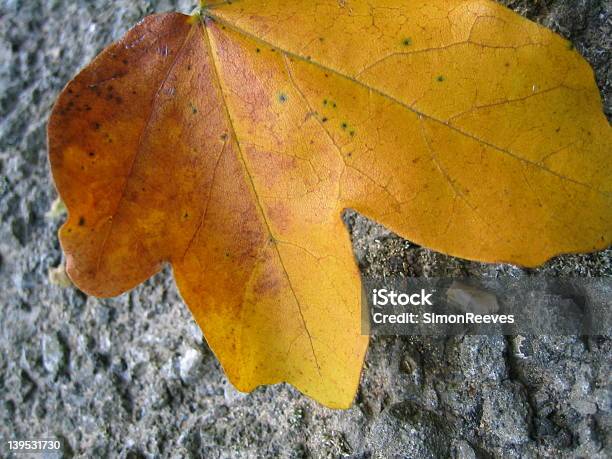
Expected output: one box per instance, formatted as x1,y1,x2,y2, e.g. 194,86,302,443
48,0,611,408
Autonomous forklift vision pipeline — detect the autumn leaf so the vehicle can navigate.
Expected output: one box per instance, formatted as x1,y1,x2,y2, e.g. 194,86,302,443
48,0,611,408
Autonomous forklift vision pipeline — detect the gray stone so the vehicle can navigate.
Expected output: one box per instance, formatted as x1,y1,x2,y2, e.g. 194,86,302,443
451,440,477,459
367,401,453,458
40,333,65,376
480,381,530,446
179,347,204,385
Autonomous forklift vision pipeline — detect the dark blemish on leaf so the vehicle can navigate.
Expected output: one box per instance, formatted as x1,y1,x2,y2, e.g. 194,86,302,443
319,37,324,42
278,93,288,103
68,89,73,94
347,152,352,157
220,133,228,140
225,252,230,257
183,212,189,219
270,48,275,52
122,59,128,65
341,122,348,129
324,73,329,78
437,75,445,82
84,105,92,111
306,56,312,60
323,99,328,106
350,130,355,136
402,38,412,46
555,127,561,133
505,62,510,67
67,228,72,233
256,48,261,53
322,117,328,122
332,102,337,108
93,122,101,130
88,151,95,157
78,216,85,226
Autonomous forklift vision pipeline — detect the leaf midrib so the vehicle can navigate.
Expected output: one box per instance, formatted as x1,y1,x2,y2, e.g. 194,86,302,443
198,19,323,377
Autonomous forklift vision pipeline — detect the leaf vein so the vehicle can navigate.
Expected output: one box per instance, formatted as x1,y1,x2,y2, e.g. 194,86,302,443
94,26,197,278
209,14,610,198
199,19,322,377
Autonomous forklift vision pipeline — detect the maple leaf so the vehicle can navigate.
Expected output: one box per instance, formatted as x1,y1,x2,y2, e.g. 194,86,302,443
48,0,611,408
